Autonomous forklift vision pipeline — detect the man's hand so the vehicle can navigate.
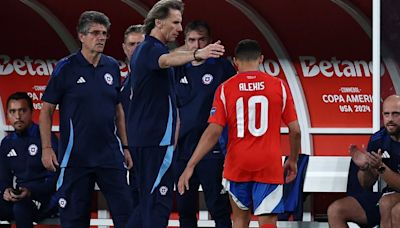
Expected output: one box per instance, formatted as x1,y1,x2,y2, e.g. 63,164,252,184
283,158,297,183
349,144,370,170
124,149,133,169
196,41,225,60
3,187,30,202
177,166,194,195
41,147,59,172
367,149,383,169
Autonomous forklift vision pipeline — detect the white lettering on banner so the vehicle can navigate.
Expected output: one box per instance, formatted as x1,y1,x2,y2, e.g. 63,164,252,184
27,92,43,101
0,54,384,79
339,87,361,93
322,87,372,113
239,82,265,91
260,59,280,76
300,56,385,78
0,55,57,76
346,94,372,103
322,95,346,103
322,94,372,103
33,85,46,91
0,55,130,78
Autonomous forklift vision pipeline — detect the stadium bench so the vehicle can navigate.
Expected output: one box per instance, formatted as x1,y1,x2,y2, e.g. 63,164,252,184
1,156,359,227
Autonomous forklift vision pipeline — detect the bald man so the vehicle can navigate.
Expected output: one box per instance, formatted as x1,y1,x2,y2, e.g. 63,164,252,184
328,95,400,228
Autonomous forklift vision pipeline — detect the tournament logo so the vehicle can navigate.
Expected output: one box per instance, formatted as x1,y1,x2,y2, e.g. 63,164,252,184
202,74,213,85
28,144,38,156
159,186,168,196
58,198,67,208
104,73,113,85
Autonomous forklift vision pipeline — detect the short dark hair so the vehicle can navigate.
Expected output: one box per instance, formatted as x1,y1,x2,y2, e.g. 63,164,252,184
143,0,184,35
76,11,111,34
6,92,33,111
184,20,211,38
124,24,143,42
234,39,262,61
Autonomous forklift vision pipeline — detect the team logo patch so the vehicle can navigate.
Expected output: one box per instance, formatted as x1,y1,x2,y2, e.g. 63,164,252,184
28,144,38,156
58,198,67,208
202,74,213,85
159,186,168,196
210,107,217,116
104,73,113,85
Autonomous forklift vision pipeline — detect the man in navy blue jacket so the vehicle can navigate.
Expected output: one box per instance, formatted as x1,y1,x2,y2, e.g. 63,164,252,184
125,1,226,227
174,20,235,228
0,92,58,228
120,24,145,210
40,11,132,228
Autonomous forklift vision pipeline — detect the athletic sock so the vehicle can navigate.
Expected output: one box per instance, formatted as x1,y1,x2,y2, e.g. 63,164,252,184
260,224,277,228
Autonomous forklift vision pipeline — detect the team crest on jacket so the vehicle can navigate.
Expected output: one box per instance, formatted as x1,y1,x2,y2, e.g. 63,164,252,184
104,73,113,85
28,144,38,156
58,198,67,208
159,186,168,196
202,74,213,85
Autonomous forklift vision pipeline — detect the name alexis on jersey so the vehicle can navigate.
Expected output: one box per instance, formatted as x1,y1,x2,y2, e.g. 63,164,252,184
239,81,265,91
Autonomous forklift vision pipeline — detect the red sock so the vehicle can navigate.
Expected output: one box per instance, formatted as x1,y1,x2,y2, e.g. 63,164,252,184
260,224,277,228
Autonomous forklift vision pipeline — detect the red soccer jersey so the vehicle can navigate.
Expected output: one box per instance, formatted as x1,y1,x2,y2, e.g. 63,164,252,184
209,71,297,184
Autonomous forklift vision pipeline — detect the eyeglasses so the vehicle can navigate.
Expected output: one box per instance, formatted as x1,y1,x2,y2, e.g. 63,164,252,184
87,30,110,39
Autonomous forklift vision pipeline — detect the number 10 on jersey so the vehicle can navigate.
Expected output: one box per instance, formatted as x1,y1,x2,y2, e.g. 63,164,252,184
236,95,269,138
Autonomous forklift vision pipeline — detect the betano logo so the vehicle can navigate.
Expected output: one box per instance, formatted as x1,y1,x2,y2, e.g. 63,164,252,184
0,55,130,77
299,56,385,78
0,55,57,76
260,56,385,78
0,54,385,78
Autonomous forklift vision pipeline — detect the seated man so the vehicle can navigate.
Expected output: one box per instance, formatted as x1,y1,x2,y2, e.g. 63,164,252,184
0,92,58,227
327,159,381,228
328,94,400,228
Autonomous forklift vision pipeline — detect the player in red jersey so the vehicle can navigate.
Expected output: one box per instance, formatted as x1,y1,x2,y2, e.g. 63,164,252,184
178,39,301,228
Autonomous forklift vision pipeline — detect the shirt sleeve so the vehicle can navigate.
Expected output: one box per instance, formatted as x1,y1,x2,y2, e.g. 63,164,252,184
42,59,68,104
146,44,169,70
281,80,298,124
366,129,384,153
208,84,227,127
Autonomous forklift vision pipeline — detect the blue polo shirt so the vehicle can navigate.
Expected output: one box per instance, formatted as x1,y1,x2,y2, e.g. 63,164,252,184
0,123,58,198
127,35,177,147
174,58,236,159
42,51,125,168
175,58,235,136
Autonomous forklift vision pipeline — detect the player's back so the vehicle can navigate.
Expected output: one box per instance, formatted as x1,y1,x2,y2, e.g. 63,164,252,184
217,71,297,184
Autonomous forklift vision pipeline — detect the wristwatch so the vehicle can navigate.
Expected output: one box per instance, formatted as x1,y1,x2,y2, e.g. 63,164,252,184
377,165,386,174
